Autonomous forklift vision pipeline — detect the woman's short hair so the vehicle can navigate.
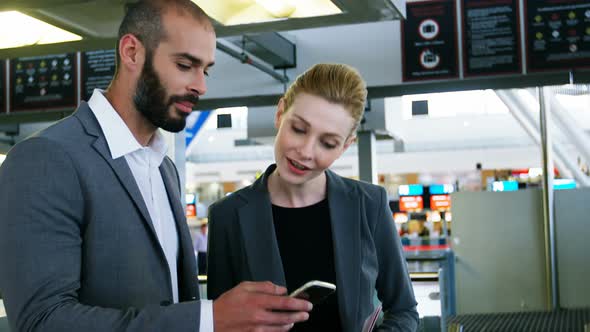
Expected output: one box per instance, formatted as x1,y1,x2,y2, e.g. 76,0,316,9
282,63,368,133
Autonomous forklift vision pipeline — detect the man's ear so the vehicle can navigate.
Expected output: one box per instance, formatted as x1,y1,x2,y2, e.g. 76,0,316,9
118,34,146,74
274,98,286,129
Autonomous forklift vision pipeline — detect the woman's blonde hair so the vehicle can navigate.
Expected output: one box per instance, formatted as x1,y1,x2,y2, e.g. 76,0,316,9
281,63,367,133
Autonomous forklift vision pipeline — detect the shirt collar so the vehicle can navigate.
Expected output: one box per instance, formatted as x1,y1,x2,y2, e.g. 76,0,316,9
88,89,168,163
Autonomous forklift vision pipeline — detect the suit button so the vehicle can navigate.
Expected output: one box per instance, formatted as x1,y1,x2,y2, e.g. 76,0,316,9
160,300,172,306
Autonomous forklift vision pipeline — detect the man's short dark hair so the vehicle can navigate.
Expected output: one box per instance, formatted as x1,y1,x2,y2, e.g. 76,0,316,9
114,0,211,77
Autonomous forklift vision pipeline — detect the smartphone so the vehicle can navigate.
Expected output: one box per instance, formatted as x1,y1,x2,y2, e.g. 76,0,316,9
289,280,336,305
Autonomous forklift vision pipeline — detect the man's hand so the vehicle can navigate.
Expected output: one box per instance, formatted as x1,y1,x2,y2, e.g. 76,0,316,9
213,281,313,332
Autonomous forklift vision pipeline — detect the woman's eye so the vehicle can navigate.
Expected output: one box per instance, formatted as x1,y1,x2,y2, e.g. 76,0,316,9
322,142,337,149
292,126,305,134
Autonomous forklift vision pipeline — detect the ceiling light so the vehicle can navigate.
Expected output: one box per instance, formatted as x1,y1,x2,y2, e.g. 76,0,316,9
0,11,82,50
194,0,341,26
254,0,296,17
0,154,6,165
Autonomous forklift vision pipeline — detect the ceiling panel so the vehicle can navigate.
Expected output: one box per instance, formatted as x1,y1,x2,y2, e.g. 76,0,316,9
0,0,405,58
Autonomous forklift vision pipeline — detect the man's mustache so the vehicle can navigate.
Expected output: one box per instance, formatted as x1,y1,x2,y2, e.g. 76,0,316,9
169,94,200,106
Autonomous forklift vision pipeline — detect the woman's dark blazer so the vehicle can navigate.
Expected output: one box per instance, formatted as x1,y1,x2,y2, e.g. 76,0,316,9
207,164,419,332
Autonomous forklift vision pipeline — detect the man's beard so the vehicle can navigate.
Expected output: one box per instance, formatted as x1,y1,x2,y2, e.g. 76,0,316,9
133,52,199,133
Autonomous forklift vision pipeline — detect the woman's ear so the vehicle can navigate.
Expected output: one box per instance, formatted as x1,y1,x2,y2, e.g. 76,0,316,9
275,98,286,129
343,134,357,151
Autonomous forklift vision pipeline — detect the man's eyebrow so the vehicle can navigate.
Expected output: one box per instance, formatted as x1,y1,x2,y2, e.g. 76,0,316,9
173,52,215,68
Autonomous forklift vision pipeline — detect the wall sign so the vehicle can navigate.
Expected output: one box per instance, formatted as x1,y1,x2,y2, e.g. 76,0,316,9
525,0,590,72
462,0,522,76
0,61,5,114
81,49,116,102
9,53,77,112
402,0,459,81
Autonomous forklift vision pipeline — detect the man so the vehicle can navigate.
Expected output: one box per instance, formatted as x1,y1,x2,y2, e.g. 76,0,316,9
194,222,208,275
0,1,311,331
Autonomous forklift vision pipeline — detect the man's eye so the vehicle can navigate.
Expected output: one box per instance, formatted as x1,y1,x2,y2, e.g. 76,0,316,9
177,63,191,71
204,71,209,77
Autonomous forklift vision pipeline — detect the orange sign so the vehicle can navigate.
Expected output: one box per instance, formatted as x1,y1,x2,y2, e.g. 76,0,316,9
430,194,451,210
186,204,196,218
399,196,423,211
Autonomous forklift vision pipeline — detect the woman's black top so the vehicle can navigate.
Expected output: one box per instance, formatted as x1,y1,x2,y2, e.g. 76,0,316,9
272,198,343,331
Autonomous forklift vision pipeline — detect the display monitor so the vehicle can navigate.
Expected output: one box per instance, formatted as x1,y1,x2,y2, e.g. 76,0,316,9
430,194,451,210
185,193,196,205
393,212,408,223
398,184,424,196
492,180,519,192
186,204,196,218
399,196,423,211
429,184,454,195
554,179,576,190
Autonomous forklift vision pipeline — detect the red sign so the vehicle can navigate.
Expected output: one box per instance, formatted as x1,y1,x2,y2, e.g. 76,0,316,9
399,196,423,211
430,194,451,210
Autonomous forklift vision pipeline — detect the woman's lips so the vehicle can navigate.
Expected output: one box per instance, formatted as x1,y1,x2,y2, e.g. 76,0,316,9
286,158,310,175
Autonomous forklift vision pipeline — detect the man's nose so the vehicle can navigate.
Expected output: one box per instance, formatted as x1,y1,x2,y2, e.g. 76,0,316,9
188,71,207,96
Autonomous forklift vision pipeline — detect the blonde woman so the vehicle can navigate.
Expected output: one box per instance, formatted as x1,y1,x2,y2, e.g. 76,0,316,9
207,64,418,331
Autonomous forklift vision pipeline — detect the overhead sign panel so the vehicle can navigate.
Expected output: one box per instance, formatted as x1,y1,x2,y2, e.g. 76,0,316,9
9,53,77,112
81,49,116,102
525,0,590,72
462,0,522,76
402,0,459,81
1,60,5,114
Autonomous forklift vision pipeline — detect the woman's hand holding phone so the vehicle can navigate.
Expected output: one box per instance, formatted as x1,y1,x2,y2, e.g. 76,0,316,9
289,280,336,305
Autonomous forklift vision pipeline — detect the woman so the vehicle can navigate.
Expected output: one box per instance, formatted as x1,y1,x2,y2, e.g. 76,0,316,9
207,63,418,331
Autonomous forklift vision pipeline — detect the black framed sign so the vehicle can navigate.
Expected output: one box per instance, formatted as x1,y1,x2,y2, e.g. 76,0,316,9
0,60,5,114
462,0,522,77
81,49,116,102
9,53,77,112
402,0,459,81
525,0,590,72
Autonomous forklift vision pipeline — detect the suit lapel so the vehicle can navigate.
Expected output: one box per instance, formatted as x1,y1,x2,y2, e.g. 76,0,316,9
237,167,286,286
91,136,159,236
326,170,361,328
75,103,165,263
73,103,160,243
160,161,198,300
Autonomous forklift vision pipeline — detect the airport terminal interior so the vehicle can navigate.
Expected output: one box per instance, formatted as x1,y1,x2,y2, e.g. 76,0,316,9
1,0,590,331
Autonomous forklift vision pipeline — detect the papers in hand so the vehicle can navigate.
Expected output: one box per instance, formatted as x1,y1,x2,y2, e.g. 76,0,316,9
361,304,382,332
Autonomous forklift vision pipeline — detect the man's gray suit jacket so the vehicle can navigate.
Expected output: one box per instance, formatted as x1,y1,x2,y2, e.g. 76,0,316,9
0,103,201,331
